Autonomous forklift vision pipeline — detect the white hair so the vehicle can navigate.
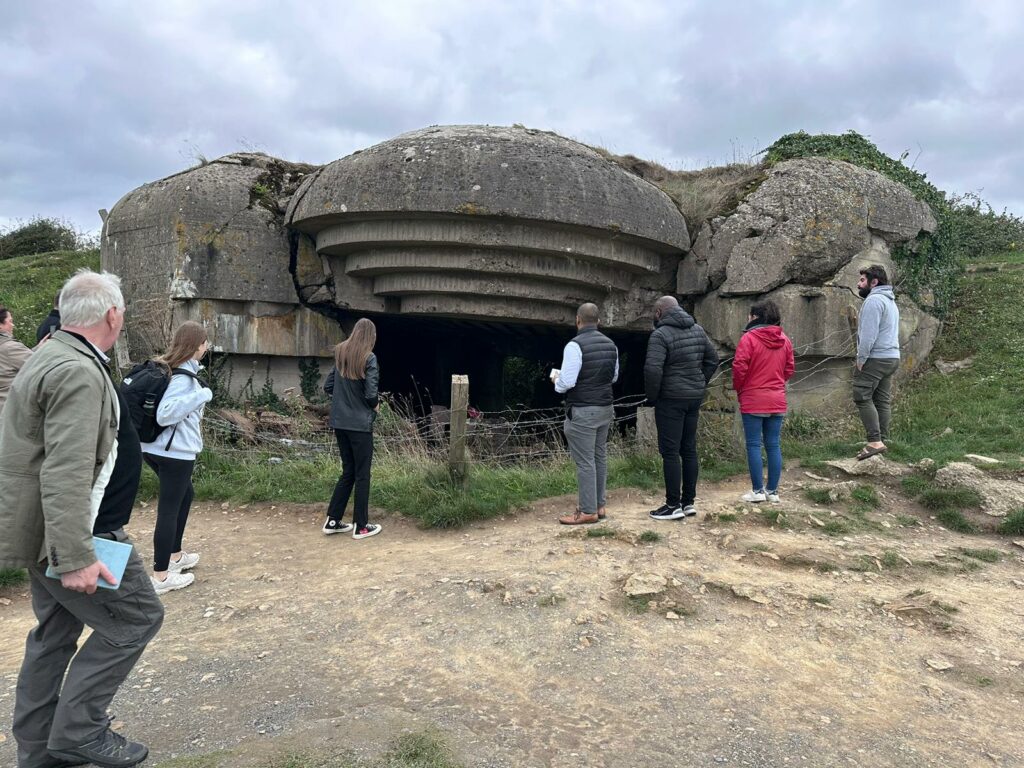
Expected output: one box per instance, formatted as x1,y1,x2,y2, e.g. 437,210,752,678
59,269,125,327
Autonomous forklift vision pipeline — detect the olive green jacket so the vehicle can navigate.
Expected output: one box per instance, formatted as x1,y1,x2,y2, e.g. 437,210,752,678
0,331,118,572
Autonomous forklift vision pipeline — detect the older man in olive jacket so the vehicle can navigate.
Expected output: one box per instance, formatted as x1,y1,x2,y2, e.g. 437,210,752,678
0,270,160,768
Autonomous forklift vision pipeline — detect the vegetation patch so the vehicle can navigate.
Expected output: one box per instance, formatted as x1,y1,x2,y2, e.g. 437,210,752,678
585,527,617,539
803,487,835,505
0,249,99,346
851,485,880,509
0,567,28,589
997,509,1024,536
957,547,1001,563
638,530,661,543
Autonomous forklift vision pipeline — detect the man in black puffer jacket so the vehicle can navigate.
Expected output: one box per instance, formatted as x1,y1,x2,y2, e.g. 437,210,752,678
644,296,719,521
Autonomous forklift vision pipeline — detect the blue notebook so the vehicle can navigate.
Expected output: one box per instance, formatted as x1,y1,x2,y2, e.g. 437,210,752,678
45,537,133,590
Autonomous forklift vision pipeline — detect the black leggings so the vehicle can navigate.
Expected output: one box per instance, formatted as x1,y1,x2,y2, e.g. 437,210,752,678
143,453,196,572
328,429,374,529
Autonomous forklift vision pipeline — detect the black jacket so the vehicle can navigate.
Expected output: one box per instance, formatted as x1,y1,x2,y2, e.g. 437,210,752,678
565,326,617,407
324,353,380,432
644,307,719,402
36,309,61,343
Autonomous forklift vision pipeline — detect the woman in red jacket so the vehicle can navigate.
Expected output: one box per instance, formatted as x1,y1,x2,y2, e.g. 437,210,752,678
732,300,795,503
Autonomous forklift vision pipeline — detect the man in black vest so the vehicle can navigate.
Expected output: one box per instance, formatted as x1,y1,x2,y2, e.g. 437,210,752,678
551,303,619,524
644,295,719,521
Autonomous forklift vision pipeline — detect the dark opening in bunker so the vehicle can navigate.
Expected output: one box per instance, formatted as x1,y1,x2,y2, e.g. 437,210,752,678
330,312,649,414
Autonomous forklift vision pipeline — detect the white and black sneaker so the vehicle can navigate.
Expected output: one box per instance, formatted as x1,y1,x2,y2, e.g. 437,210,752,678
323,518,354,535
649,503,685,521
353,524,382,540
680,504,697,518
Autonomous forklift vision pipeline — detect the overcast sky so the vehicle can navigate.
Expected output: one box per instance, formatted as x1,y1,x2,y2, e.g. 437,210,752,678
2,0,1022,236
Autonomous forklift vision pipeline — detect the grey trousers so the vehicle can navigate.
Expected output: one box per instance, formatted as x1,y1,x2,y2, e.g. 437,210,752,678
852,357,901,442
13,537,164,768
564,405,614,514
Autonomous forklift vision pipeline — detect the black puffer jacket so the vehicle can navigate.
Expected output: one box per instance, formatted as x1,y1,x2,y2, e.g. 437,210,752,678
324,353,380,432
644,307,719,402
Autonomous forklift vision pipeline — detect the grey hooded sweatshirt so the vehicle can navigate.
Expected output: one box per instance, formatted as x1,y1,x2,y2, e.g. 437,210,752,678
857,285,901,364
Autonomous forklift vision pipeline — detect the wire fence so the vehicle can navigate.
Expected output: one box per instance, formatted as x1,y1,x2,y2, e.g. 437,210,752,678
201,320,861,467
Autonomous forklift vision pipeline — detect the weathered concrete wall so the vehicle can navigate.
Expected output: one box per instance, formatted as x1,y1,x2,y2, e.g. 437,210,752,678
101,153,330,361
287,125,689,332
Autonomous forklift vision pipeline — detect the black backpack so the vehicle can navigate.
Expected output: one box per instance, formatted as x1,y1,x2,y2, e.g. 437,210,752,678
121,361,200,443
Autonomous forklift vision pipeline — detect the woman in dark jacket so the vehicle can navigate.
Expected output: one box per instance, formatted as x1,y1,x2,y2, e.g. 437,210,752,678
323,318,382,539
732,300,795,504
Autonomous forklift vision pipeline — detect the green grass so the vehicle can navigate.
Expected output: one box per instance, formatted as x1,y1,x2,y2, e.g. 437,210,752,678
757,508,789,528
900,475,931,498
638,530,661,543
958,547,1001,563
0,249,98,346
0,567,28,588
716,512,738,523
880,549,906,568
822,519,851,536
808,594,832,605
936,509,978,534
997,509,1024,536
803,488,835,505
153,732,462,768
896,514,922,527
585,527,616,538
851,485,880,508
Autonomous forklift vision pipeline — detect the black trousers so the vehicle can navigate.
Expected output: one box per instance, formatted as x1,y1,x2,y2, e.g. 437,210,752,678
328,429,374,528
655,398,703,507
143,453,196,572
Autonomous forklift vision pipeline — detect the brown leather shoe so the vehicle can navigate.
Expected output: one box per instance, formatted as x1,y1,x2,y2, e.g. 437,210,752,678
558,510,599,525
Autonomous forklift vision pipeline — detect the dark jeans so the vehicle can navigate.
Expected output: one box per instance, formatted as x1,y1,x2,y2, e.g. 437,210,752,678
143,453,196,572
852,358,900,442
13,538,164,767
328,429,374,528
655,398,702,507
742,413,785,493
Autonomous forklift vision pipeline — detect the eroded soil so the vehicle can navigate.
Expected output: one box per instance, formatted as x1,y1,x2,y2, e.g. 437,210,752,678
1,469,1022,767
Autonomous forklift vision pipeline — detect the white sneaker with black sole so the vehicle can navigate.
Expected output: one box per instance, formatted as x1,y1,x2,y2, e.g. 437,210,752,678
766,492,781,504
323,518,354,535
151,571,194,595
741,490,767,503
649,503,685,521
353,524,382,540
680,504,697,517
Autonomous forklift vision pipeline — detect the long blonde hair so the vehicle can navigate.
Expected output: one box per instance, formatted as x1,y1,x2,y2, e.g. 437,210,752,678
157,321,208,369
335,318,376,380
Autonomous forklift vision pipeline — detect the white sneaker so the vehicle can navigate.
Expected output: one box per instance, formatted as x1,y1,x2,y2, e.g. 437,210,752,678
322,518,354,535
168,551,200,572
680,504,697,518
766,492,781,504
352,524,382,540
151,571,195,595
741,490,767,503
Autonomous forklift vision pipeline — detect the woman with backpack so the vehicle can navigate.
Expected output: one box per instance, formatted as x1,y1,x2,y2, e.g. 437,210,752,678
731,300,795,504
141,321,212,594
322,317,382,539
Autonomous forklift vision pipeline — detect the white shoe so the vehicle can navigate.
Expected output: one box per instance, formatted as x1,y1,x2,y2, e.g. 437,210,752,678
766,492,781,504
741,490,767,503
168,551,200,572
680,504,697,518
151,571,195,595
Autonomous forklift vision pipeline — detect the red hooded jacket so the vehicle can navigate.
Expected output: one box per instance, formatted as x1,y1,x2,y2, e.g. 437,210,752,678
732,325,795,414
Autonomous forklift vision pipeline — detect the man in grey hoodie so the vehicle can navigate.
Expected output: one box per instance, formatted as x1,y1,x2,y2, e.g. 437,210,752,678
853,265,901,460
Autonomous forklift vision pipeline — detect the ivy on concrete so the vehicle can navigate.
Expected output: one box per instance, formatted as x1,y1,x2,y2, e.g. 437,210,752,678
763,131,1024,314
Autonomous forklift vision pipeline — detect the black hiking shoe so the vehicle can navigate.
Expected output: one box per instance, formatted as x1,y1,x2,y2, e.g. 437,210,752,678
49,729,149,768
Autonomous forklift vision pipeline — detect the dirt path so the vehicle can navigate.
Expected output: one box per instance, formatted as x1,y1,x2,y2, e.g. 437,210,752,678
1,470,1022,767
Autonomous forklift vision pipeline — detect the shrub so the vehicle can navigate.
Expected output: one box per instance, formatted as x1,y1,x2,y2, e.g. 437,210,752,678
0,217,81,259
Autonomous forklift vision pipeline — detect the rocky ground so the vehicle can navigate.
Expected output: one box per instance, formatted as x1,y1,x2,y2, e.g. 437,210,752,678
1,463,1022,768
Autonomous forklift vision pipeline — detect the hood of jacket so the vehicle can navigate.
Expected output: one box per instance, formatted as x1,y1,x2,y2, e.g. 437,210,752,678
744,324,787,349
656,307,695,330
869,285,896,302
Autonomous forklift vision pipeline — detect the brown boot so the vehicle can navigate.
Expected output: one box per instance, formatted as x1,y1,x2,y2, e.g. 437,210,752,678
558,509,599,525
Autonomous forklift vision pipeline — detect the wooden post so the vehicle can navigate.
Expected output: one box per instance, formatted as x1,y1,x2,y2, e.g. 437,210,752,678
449,374,470,485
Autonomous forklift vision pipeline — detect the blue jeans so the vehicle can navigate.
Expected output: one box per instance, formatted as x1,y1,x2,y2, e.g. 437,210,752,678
742,413,784,492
